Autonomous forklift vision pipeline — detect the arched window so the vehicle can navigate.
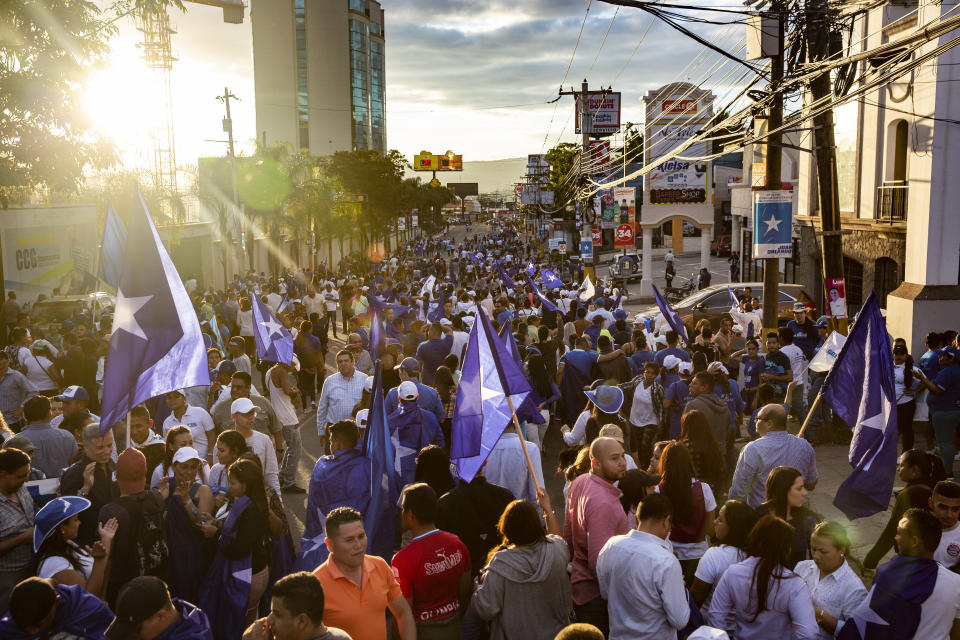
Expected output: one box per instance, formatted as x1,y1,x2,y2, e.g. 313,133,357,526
874,257,901,308
843,256,864,313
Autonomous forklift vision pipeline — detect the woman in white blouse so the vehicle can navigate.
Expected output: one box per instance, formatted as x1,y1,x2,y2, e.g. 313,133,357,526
34,496,118,601
793,521,868,640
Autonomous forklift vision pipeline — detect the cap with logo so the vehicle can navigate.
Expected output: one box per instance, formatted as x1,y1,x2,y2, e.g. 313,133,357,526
399,380,420,401
34,496,91,552
395,357,420,373
55,385,90,402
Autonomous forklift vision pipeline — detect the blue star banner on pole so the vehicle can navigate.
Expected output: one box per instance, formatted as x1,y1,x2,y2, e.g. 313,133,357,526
363,362,401,559
524,261,538,276
450,307,532,482
752,190,793,258
100,193,209,434
369,310,382,361
496,262,517,291
727,286,740,309
523,272,559,313
820,292,898,519
252,293,294,365
98,204,127,288
652,284,689,344
540,268,563,290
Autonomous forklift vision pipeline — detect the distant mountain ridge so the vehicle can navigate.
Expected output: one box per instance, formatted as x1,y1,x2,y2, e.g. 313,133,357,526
403,157,527,194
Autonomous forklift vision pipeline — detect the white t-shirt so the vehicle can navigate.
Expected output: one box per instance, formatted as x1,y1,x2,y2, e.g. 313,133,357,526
694,544,744,623
935,522,960,568
655,480,717,560
323,289,340,311
244,430,281,495
630,381,659,427
910,564,960,637
24,353,58,390
161,405,215,460
780,343,807,385
238,310,254,336
38,542,93,581
303,294,325,318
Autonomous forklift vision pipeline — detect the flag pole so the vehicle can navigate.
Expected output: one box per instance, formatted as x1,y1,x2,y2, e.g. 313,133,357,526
796,392,822,439
504,394,541,493
125,411,131,451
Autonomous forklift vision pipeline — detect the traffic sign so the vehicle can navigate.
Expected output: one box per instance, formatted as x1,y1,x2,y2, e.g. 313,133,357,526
614,223,635,248
591,226,602,246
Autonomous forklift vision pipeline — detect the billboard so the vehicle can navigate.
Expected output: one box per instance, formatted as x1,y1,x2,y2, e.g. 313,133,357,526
575,92,621,135
648,124,708,205
520,186,554,205
588,140,611,173
1,205,98,303
752,191,793,258
527,155,550,178
413,151,462,171
825,278,848,319
613,187,635,224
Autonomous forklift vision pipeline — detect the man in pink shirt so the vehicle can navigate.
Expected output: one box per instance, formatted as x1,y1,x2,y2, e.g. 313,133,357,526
563,436,630,636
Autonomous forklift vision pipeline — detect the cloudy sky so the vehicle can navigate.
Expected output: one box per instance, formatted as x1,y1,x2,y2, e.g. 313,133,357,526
86,0,745,168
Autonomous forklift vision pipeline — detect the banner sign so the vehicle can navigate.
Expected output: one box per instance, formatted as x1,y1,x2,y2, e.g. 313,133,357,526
599,191,616,229
588,140,611,173
825,277,848,319
575,92,622,135
613,187,635,224
752,190,793,258
648,124,707,204
591,226,602,246
614,223,635,249
580,239,593,257
520,186,555,205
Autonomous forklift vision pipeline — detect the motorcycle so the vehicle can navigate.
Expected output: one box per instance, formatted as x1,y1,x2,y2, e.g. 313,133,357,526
663,274,695,303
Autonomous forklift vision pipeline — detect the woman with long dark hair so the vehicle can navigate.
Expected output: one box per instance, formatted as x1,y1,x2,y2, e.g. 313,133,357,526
690,500,759,630
34,497,118,601
708,515,818,638
199,458,270,638
893,343,919,450
656,442,716,582
472,498,571,640
863,449,945,572
680,410,723,492
760,466,820,568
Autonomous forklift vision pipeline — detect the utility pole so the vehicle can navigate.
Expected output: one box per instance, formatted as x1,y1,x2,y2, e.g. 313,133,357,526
561,80,596,281
806,0,847,334
216,87,241,282
761,5,784,332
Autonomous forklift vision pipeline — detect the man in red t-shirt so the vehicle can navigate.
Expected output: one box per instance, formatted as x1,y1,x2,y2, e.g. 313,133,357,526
391,483,471,639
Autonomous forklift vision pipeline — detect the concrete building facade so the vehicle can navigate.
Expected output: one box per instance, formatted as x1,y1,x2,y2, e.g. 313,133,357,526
251,0,386,155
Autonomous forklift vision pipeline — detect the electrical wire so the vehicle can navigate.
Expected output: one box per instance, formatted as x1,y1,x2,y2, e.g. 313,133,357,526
540,0,594,154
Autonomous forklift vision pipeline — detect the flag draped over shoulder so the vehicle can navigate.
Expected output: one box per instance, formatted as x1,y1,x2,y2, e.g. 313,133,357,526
652,284,689,344
821,293,898,519
837,555,938,639
252,294,294,365
199,496,253,640
99,193,209,433
450,308,531,482
363,362,401,559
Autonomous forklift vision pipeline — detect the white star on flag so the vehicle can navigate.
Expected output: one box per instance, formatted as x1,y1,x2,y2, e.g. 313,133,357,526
232,567,252,584
764,214,782,234
112,289,153,342
390,430,416,476
848,590,890,636
303,533,326,555
260,318,283,337
546,273,558,283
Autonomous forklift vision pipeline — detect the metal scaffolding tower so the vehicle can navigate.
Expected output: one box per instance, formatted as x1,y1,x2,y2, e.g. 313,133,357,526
138,9,179,197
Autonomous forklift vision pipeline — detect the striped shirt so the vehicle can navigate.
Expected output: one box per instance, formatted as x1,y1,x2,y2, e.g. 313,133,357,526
316,371,369,434
0,485,34,571
728,430,818,508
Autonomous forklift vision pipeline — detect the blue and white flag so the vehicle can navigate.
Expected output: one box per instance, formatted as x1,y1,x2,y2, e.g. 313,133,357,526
578,275,595,302
727,286,740,309
277,295,293,314
98,204,126,288
495,262,517,291
450,307,532,482
523,272,558,313
652,284,689,344
821,292,897,519
364,362,401,559
540,268,563,290
100,193,209,433
524,261,538,276
208,313,227,354
252,293,294,365
199,496,252,640
369,310,382,361
837,555,938,639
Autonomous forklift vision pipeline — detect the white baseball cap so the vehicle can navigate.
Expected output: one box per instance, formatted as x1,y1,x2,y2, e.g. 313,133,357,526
364,376,375,392
662,355,682,370
355,409,370,429
678,362,694,375
230,397,257,414
399,380,419,401
172,447,202,465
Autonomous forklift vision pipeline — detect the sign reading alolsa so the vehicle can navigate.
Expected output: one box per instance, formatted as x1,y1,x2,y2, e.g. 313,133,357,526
648,124,707,204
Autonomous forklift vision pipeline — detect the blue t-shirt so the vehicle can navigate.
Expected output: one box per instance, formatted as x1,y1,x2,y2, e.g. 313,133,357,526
740,354,765,391
665,380,690,439
919,349,942,380
629,351,656,375
716,380,745,430
929,364,960,413
787,319,818,360
561,349,600,377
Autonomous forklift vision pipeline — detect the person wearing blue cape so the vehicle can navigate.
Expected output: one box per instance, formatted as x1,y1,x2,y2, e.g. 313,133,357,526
295,419,372,571
199,459,270,640
387,381,445,486
0,578,113,640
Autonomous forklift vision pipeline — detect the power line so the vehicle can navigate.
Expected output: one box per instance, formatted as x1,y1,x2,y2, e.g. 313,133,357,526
540,0,594,154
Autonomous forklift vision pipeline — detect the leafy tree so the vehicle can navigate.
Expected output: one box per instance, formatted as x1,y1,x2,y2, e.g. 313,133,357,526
1,0,120,197
325,149,405,245
545,142,580,216
612,125,643,167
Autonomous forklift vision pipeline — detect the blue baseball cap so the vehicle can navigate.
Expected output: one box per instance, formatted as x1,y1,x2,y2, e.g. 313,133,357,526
613,309,628,320
942,346,960,360
815,315,829,329
215,359,237,374
34,496,91,552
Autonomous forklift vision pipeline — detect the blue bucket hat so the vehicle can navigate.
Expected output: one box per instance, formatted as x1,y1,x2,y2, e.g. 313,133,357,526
584,385,624,414
34,496,91,552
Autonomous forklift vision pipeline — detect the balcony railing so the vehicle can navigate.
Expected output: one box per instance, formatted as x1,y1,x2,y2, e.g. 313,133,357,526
875,181,908,223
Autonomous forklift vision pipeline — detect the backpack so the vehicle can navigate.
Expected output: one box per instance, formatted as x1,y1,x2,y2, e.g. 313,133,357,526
131,491,169,579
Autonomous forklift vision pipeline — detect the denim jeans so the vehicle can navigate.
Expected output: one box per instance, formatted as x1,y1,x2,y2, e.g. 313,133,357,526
279,423,302,487
573,597,609,637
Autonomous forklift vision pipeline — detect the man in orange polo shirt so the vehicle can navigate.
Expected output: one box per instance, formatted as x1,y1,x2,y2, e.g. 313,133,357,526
313,507,417,640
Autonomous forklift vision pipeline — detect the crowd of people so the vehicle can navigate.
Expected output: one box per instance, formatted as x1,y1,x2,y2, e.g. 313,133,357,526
1,216,960,640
